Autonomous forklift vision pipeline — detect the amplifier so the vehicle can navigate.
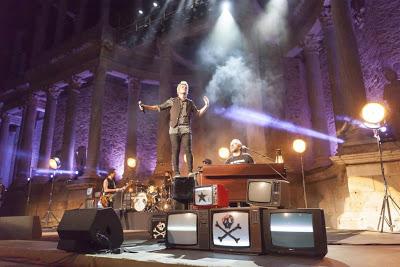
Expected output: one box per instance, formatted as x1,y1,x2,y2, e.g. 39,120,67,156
172,177,195,202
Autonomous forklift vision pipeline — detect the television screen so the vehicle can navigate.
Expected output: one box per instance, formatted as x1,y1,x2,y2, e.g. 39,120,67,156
262,209,327,258
167,213,197,245
212,211,250,247
270,213,314,248
248,181,272,203
247,179,282,207
166,210,210,250
193,185,229,208
210,207,263,254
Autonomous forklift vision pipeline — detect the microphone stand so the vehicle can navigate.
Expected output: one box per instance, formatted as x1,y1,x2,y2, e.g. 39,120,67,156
244,147,290,183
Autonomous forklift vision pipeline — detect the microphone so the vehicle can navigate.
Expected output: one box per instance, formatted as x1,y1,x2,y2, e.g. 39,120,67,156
138,101,145,113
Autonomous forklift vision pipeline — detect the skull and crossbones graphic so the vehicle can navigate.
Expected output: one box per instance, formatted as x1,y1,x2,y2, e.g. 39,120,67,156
152,221,166,239
215,214,241,243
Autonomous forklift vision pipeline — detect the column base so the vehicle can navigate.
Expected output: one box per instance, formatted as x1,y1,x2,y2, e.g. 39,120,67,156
337,125,376,155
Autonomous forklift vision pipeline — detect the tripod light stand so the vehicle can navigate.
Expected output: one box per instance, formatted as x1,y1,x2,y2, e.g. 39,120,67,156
42,157,61,227
361,103,400,232
293,139,307,208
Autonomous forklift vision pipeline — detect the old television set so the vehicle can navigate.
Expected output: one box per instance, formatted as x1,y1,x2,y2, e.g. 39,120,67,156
210,207,263,254
193,185,229,209
262,209,327,258
165,210,209,250
247,179,283,207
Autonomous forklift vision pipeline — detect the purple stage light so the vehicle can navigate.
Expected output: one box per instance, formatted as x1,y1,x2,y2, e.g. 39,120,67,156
215,106,344,143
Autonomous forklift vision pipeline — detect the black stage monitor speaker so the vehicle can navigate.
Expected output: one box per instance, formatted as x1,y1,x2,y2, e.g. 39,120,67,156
57,208,123,253
172,177,195,202
0,216,42,240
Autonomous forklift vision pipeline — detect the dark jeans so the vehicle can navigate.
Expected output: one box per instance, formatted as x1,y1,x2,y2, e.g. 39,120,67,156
170,133,193,174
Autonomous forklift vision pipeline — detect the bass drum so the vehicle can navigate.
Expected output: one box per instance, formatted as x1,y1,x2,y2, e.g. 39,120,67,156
133,192,147,212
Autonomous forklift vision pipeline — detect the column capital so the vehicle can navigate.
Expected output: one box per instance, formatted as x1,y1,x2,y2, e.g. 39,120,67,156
320,5,334,29
125,75,140,87
25,91,41,104
70,75,86,90
48,84,63,99
302,34,321,54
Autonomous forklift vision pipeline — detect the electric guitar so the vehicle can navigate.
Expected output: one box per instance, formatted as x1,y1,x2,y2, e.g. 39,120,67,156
99,180,133,208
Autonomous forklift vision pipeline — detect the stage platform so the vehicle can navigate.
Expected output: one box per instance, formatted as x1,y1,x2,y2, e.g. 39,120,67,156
0,230,400,266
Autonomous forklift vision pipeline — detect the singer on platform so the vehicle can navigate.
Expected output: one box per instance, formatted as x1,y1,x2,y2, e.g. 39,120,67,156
225,139,254,164
138,81,209,177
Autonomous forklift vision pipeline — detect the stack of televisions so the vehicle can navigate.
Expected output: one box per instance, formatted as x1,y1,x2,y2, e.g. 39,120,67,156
166,179,328,258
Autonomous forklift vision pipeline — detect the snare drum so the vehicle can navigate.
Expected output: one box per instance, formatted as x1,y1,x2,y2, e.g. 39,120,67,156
133,192,147,212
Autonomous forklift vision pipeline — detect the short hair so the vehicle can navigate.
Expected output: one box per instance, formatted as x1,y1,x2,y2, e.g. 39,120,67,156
176,81,189,93
230,139,242,147
107,168,116,176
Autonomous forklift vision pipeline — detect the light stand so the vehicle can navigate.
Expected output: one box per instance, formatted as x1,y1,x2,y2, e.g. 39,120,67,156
26,177,32,214
42,157,61,227
42,171,59,227
300,154,308,208
374,129,400,232
293,139,307,208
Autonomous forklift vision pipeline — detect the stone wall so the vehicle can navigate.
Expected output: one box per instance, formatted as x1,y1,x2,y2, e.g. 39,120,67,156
307,149,400,231
136,83,159,178
99,79,128,178
355,0,400,100
74,85,92,158
31,113,44,171
51,92,67,157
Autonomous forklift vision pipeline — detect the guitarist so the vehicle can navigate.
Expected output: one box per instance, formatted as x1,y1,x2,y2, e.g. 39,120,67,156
101,168,127,208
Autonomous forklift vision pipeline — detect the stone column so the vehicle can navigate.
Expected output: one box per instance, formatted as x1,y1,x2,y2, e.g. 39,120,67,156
54,0,67,43
320,6,344,132
0,112,10,179
75,0,88,34
61,76,83,176
262,44,287,154
244,31,267,157
31,0,50,58
154,40,173,175
303,34,332,167
14,93,39,185
123,76,140,179
330,0,366,120
100,0,111,26
37,85,62,173
82,64,107,180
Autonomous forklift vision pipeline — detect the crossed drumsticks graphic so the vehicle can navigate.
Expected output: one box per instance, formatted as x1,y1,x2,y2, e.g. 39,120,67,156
215,221,241,243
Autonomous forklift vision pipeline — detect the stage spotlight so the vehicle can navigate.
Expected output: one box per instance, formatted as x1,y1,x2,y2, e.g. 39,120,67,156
49,157,61,170
138,9,144,15
153,2,159,8
127,157,137,168
221,1,230,12
293,139,306,154
218,147,230,159
361,102,385,126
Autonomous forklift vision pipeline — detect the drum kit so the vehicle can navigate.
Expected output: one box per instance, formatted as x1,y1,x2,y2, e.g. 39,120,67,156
126,178,173,212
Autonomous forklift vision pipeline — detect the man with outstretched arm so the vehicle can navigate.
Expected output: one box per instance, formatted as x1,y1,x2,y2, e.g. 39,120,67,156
139,81,209,177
